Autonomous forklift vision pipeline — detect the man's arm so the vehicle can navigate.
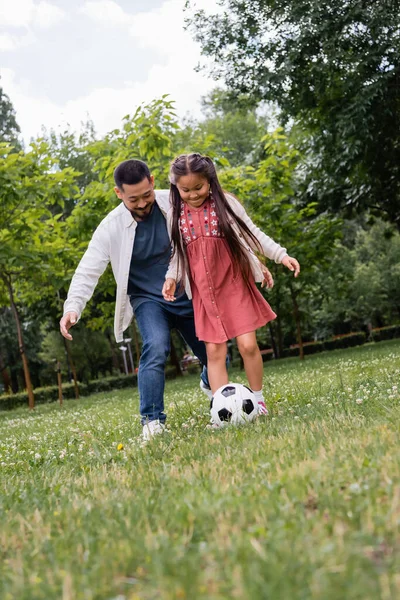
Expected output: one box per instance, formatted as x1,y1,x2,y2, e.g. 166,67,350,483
60,226,110,339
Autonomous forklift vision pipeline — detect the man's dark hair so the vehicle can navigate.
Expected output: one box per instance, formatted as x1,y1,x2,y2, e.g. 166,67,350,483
113,159,151,189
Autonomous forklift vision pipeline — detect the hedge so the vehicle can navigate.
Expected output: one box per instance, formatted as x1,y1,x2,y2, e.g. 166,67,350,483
0,374,138,411
0,365,193,411
370,324,400,342
269,332,368,360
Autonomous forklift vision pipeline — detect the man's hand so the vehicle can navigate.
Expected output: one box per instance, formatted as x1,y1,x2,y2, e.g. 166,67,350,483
162,278,177,302
261,265,274,289
281,255,300,278
60,312,78,340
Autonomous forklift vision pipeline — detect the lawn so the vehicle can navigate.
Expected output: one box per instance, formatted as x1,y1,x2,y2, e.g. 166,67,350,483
1,340,399,600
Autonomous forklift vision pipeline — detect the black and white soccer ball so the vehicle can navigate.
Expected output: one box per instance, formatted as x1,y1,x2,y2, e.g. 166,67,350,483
210,383,258,427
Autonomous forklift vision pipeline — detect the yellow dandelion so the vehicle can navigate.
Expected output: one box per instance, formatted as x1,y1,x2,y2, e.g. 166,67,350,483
117,443,124,451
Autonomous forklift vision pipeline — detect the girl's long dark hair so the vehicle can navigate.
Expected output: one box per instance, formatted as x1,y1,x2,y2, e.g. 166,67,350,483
169,153,262,285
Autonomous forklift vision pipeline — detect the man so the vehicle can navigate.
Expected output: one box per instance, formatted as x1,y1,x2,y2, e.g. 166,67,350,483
60,159,212,441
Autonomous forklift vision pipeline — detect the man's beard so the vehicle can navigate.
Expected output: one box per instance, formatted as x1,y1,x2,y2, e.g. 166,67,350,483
131,204,154,221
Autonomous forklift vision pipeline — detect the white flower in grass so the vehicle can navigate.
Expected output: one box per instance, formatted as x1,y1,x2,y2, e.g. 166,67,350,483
349,482,361,493
34,453,41,460
356,398,363,404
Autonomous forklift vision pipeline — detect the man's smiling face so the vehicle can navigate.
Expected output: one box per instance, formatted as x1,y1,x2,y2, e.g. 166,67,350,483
115,175,156,221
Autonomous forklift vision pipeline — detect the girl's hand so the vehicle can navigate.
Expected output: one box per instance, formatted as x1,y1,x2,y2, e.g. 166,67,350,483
282,255,300,277
162,278,177,301
261,265,274,289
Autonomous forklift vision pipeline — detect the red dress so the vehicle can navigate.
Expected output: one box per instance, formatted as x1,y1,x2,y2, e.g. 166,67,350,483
180,198,276,343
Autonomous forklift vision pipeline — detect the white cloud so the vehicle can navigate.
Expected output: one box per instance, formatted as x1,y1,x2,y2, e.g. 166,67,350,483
0,0,33,27
34,1,66,28
0,0,66,29
79,0,129,26
1,0,219,142
0,30,35,51
0,33,20,50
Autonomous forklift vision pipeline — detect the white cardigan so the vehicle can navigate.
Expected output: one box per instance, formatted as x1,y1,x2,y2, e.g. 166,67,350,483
63,191,287,342
165,193,287,294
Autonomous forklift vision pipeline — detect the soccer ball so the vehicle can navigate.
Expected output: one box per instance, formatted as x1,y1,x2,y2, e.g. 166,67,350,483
210,383,258,427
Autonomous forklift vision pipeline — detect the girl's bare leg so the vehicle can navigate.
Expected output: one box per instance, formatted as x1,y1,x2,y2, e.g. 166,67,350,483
205,341,229,394
236,331,263,391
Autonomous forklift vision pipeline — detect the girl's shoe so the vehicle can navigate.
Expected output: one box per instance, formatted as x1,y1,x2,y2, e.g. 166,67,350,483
257,401,269,416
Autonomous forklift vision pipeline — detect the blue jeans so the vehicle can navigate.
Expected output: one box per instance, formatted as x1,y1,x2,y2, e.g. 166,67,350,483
134,301,209,425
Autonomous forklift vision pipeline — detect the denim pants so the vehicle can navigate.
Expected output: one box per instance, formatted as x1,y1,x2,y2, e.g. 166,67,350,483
134,301,209,425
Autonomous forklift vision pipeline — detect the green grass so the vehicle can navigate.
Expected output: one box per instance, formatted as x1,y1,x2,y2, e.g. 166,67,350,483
1,340,400,600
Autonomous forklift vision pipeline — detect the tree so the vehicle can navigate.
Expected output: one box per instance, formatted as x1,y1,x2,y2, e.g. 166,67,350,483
0,142,78,407
0,87,21,147
186,1,400,228
176,88,270,166
41,120,97,215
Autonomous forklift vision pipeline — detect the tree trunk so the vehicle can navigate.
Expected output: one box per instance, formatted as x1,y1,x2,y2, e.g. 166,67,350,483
289,281,304,360
268,322,278,359
63,337,79,399
107,331,121,374
56,360,63,406
274,285,284,358
170,337,183,377
0,350,11,393
3,275,35,407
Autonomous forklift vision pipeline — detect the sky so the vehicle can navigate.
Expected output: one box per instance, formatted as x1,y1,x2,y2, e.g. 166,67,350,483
0,0,218,142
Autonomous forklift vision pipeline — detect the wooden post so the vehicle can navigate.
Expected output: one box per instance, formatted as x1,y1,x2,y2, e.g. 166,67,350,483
4,275,34,408
56,360,63,406
63,337,79,399
289,281,304,360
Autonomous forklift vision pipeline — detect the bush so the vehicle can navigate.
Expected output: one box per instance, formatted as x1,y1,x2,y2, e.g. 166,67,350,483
324,332,367,351
370,324,400,342
281,333,367,358
0,374,137,411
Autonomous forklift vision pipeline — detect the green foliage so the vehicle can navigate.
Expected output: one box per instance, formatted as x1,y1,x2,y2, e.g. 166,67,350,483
68,96,178,236
0,141,79,300
176,88,270,166
309,220,400,337
0,87,20,147
39,327,116,384
41,120,97,209
186,1,400,226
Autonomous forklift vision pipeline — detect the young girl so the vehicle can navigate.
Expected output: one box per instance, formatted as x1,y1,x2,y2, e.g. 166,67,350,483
162,153,300,414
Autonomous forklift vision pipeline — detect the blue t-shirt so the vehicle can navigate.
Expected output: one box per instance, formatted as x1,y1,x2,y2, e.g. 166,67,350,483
128,202,193,315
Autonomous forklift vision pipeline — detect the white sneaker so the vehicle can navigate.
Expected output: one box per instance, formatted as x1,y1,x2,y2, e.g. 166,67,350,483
258,401,269,416
142,419,165,442
200,379,213,401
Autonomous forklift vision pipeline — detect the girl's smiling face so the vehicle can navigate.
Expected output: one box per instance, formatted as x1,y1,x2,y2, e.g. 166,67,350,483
176,173,210,208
